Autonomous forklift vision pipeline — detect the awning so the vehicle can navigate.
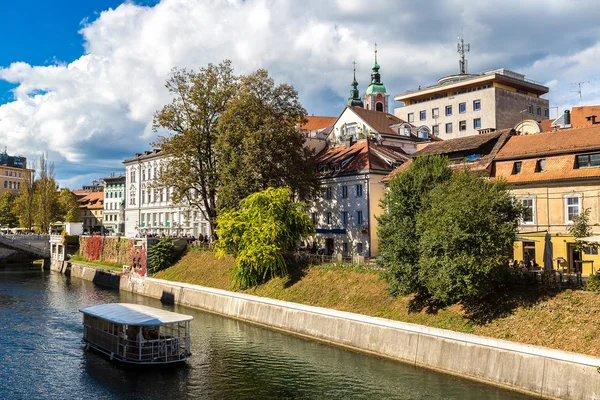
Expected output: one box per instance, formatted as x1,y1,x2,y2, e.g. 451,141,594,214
575,236,600,243
515,237,539,242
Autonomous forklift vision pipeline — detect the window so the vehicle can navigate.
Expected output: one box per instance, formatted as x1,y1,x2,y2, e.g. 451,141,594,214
356,243,363,254
432,108,439,117
311,212,317,225
445,123,453,134
473,100,481,110
521,198,535,224
544,109,549,118
473,118,481,129
459,120,467,131
583,246,599,255
419,110,426,120
576,154,600,168
528,105,533,114
407,113,414,123
536,107,541,116
341,185,348,199
341,211,349,226
432,125,439,135
142,170,146,181
356,184,363,197
130,170,136,183
324,187,332,200
565,196,580,223
326,212,332,225
535,159,546,172
342,242,348,254
445,105,452,116
356,210,364,225
459,102,466,113
512,161,522,174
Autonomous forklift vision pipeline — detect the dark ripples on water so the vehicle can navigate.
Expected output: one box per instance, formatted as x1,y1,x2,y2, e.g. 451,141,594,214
0,269,535,400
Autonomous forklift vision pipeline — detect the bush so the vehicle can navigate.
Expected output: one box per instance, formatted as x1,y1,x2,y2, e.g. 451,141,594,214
416,170,522,305
214,187,314,289
585,273,600,294
147,237,176,274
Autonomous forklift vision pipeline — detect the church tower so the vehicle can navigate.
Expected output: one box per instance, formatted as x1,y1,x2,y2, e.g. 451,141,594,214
347,61,364,108
364,44,389,112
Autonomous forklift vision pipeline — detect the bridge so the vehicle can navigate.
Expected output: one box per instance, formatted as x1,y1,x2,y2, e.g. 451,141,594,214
0,235,51,258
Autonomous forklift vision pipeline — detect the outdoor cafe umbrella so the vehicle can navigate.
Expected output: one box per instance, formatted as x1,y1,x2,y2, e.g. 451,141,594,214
543,231,554,271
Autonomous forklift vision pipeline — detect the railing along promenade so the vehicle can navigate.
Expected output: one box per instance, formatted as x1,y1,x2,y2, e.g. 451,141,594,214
0,234,50,258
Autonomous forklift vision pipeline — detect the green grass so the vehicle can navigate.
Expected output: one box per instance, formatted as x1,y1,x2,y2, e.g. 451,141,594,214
69,255,123,272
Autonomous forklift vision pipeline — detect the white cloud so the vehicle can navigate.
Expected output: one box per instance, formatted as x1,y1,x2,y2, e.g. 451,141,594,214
0,0,599,187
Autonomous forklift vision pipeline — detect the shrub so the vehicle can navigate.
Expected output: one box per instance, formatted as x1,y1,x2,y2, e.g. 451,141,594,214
585,274,600,294
147,237,176,274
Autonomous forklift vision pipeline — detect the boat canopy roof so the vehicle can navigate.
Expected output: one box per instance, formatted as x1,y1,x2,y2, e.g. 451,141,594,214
80,303,193,326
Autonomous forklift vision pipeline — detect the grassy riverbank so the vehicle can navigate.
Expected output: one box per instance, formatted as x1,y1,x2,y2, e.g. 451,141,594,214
154,250,600,357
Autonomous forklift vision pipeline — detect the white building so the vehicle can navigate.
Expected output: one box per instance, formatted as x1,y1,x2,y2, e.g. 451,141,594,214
102,175,125,235
123,149,211,238
394,69,549,140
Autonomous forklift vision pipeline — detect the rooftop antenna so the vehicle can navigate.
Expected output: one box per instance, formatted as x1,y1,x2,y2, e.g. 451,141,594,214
570,81,590,105
457,35,470,74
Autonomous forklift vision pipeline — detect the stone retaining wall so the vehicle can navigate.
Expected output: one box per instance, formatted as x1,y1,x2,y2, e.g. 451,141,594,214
52,260,600,400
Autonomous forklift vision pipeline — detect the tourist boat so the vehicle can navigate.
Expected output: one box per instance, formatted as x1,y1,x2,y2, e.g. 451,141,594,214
79,303,193,365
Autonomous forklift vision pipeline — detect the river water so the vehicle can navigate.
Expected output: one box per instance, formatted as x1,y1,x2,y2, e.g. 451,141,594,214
0,268,535,400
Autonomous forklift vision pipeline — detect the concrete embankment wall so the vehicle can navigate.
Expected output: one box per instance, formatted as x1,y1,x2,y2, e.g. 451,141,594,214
53,260,600,400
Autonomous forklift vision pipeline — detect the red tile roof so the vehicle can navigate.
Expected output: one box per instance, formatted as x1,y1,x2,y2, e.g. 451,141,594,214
348,106,404,135
538,119,553,132
494,155,600,184
299,116,337,131
79,191,104,210
495,125,600,160
570,105,600,128
316,139,408,177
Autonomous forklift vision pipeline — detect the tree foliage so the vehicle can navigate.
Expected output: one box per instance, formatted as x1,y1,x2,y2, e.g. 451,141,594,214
14,160,37,230
416,170,522,305
33,153,59,233
214,187,314,289
216,69,318,210
152,60,237,238
568,207,592,253
377,155,453,296
0,191,17,227
147,237,177,274
58,188,81,222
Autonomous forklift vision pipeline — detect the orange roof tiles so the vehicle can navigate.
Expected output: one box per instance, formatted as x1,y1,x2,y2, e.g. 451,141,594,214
570,105,600,128
348,106,405,135
79,191,104,210
299,116,337,131
538,119,553,132
495,125,600,160
494,155,600,184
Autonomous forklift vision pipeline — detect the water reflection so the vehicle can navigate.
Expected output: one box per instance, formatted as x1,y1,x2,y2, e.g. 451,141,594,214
0,269,534,400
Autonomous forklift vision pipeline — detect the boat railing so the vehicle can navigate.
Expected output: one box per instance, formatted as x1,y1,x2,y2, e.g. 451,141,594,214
120,336,187,362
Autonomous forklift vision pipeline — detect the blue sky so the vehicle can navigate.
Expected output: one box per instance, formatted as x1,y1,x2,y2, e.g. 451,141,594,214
0,0,599,188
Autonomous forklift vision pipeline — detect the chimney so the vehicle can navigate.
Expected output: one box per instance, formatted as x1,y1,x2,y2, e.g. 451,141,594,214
563,110,571,128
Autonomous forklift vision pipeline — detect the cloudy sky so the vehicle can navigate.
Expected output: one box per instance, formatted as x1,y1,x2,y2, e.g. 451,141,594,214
1,0,599,188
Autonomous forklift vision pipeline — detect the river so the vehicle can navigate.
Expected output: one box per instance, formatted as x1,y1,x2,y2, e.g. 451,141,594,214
0,268,535,399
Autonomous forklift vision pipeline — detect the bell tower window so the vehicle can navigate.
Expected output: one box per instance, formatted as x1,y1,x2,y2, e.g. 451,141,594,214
376,103,383,112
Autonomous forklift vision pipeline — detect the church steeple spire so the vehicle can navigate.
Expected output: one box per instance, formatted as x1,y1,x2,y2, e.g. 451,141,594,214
347,61,364,107
365,43,388,112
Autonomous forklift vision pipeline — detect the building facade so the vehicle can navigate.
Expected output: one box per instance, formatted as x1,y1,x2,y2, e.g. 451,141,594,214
394,69,549,140
79,191,104,234
123,149,211,238
0,150,33,196
102,175,125,235
492,126,600,276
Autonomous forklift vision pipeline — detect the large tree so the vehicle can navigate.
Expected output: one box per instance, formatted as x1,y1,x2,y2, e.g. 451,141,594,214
0,191,18,227
153,60,237,237
33,153,59,233
216,69,318,210
58,188,82,222
417,170,522,305
214,186,314,289
377,155,453,296
14,160,37,230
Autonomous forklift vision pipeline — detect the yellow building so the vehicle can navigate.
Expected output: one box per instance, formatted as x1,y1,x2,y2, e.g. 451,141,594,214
493,125,600,275
0,151,33,196
79,191,104,234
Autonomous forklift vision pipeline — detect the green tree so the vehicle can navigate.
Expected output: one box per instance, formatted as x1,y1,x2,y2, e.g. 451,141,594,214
416,170,522,305
216,69,318,210
14,160,37,230
0,191,17,227
568,207,592,253
147,237,177,274
58,188,81,222
153,60,237,238
33,153,59,233
214,186,314,289
377,155,453,296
